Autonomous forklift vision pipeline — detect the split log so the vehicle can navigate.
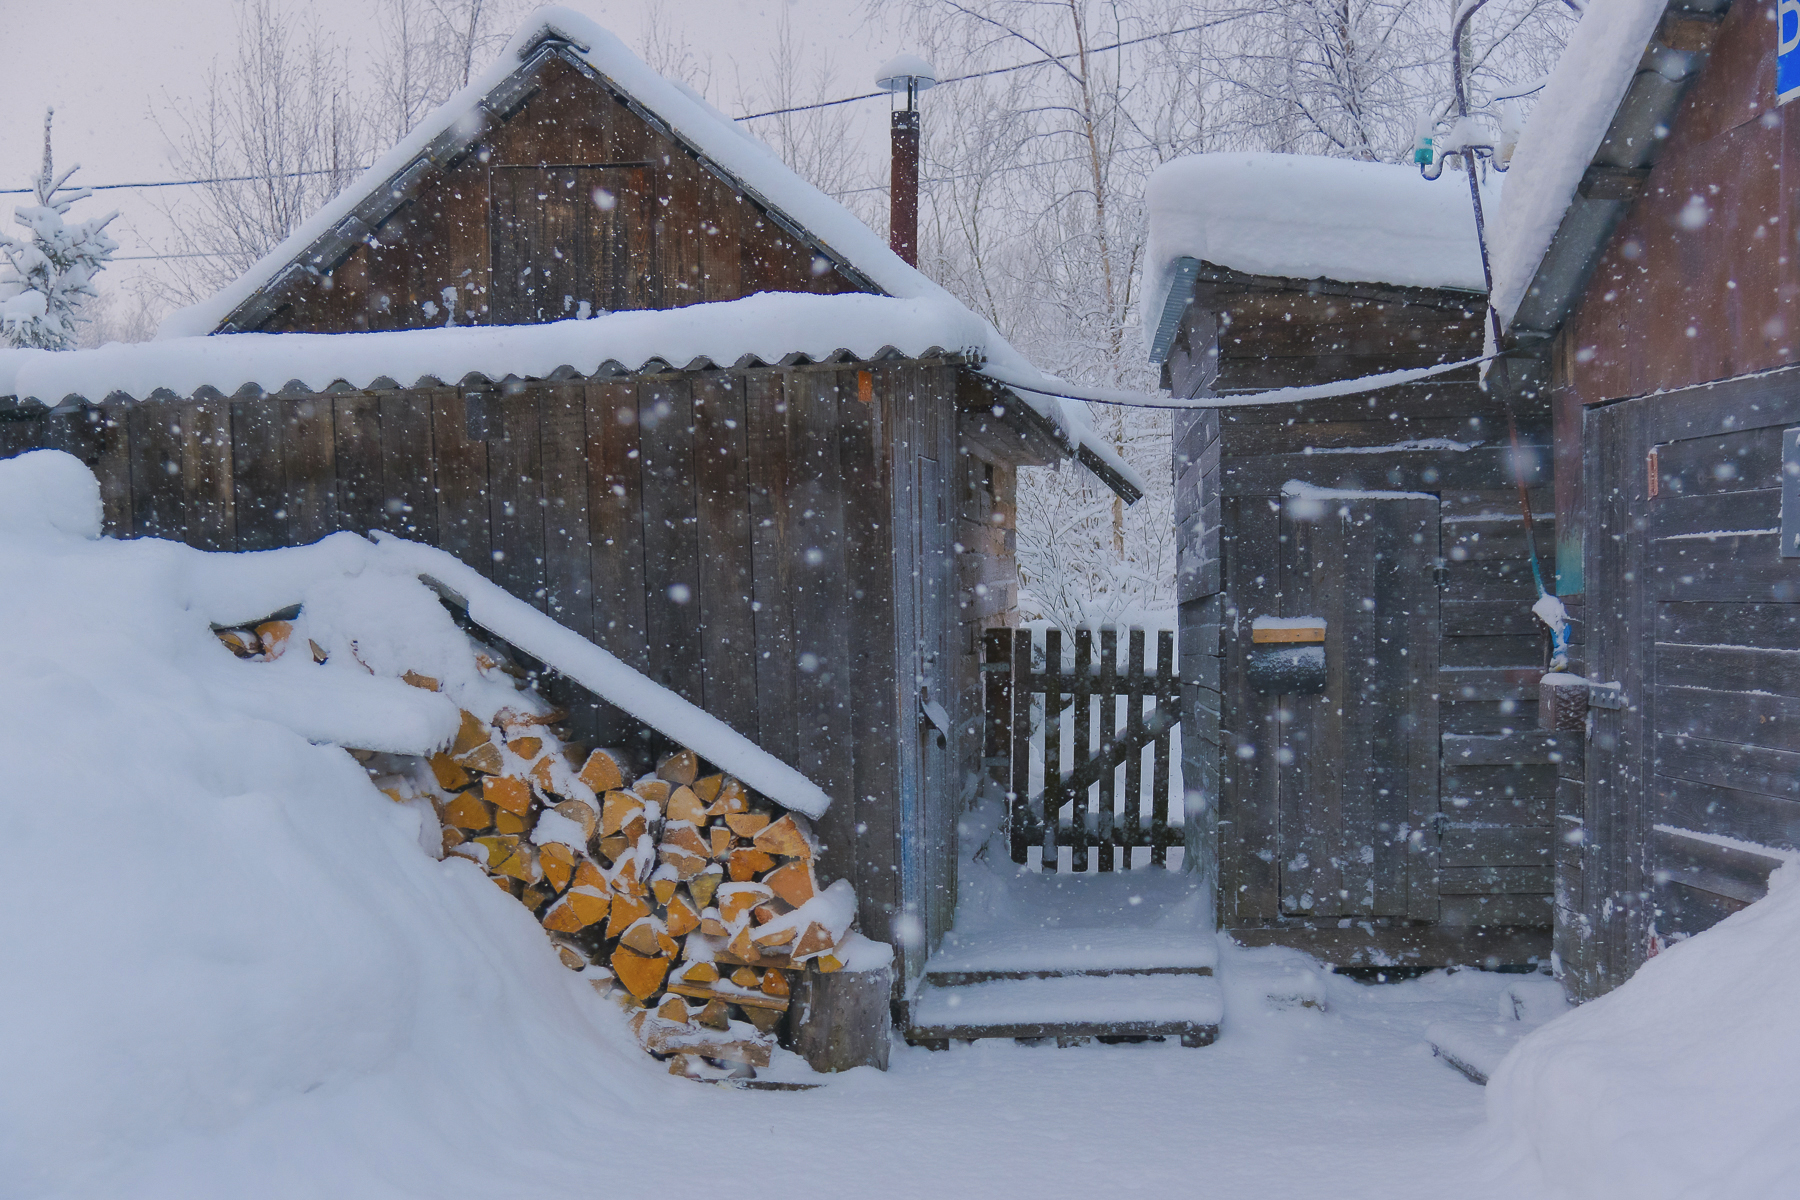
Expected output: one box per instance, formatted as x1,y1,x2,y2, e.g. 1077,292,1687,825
689,868,724,909
753,814,814,860
403,670,440,691
507,735,544,761
450,711,488,756
552,798,598,841
577,748,627,794
665,786,706,825
691,773,724,803
429,752,472,792
439,792,494,831
633,778,672,806
763,860,817,907
455,741,503,776
665,893,700,938
493,808,529,836
610,947,672,1001
484,776,533,817
728,848,778,881
539,843,577,892
705,779,749,817
542,886,610,933
723,812,771,838
656,749,699,786
600,791,643,837
256,619,293,658
718,883,773,924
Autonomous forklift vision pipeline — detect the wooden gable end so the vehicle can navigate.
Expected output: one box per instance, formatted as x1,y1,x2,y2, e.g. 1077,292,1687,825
242,52,866,335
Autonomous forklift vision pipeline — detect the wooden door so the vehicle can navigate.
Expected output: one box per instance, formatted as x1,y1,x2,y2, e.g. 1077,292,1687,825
488,165,649,324
1232,493,1440,919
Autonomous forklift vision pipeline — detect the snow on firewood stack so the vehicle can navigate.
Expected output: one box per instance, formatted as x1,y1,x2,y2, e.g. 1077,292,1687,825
211,615,877,1084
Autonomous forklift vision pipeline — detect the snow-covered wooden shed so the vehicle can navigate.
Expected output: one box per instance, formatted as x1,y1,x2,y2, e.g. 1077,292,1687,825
1485,0,1798,1001
0,6,1141,996
1145,153,1561,971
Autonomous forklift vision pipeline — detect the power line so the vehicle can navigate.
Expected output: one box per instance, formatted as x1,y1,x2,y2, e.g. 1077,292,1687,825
0,166,369,196
735,22,1212,121
0,23,1213,197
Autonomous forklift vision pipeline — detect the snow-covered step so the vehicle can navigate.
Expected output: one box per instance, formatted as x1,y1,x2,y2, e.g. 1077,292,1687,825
907,972,1223,1048
924,926,1218,985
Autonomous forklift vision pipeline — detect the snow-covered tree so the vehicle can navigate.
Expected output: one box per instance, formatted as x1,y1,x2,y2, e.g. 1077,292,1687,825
0,110,119,352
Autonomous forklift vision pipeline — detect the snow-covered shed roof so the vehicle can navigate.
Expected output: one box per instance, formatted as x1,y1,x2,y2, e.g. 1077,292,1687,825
1143,153,1488,363
0,293,986,406
1490,0,1726,336
122,5,1140,498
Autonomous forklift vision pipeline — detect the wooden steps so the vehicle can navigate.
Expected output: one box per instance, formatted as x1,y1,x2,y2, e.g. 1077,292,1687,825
906,930,1222,1048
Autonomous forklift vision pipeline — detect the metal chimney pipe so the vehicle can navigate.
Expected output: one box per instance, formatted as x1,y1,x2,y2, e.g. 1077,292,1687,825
890,107,920,266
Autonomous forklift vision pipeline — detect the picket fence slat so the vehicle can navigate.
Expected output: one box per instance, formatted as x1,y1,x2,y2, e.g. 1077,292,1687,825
988,626,1182,872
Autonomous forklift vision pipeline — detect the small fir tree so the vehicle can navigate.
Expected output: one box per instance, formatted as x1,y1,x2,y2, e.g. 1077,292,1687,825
0,110,118,351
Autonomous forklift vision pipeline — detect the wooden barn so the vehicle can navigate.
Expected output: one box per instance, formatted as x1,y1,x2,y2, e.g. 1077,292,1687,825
0,8,1141,1007
1144,154,1562,971
1484,0,1799,1000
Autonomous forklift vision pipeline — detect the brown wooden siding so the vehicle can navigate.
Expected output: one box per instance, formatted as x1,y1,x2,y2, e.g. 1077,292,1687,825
250,54,861,335
1169,280,1556,967
0,361,1003,984
1556,0,1794,408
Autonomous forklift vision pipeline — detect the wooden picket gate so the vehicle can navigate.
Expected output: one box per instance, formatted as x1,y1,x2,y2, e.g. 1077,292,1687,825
983,627,1182,871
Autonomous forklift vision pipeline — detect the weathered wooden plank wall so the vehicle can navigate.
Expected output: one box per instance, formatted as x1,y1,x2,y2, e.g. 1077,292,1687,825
1556,368,1800,999
1167,277,1556,966
0,361,1001,983
248,54,859,336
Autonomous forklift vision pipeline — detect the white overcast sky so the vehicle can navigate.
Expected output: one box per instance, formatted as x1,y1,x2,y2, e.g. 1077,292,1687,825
0,0,895,312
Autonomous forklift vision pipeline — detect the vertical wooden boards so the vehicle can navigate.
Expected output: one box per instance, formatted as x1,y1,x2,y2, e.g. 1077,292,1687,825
1043,628,1066,870
1276,504,1342,914
1097,626,1118,871
1119,629,1142,870
585,381,649,683
127,404,185,542
1151,629,1175,867
746,371,799,765
840,366,900,933
790,371,857,890
1393,501,1441,921
431,390,492,578
1071,629,1092,872
1220,494,1280,921
332,394,385,535
637,375,702,701
538,385,592,640
377,392,438,544
283,397,338,547
232,400,286,550
691,373,756,734
488,387,548,613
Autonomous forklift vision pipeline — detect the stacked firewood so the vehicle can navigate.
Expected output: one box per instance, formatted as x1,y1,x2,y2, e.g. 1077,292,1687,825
213,618,859,1082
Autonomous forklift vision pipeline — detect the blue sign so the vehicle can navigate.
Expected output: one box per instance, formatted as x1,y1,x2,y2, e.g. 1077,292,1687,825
1781,0,1800,105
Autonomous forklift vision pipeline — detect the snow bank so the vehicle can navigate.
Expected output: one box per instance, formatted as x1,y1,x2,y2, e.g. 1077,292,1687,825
1483,862,1800,1198
1142,152,1489,353
1489,0,1665,327
0,451,678,1197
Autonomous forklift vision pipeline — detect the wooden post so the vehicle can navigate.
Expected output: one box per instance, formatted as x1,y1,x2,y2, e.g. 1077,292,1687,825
1043,628,1064,871
1124,629,1146,867
1152,629,1175,866
1011,628,1033,864
787,962,893,1072
1098,627,1118,872
1072,628,1092,871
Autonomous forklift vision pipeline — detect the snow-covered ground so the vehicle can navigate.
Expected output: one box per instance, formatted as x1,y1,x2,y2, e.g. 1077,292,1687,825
3,449,1797,1200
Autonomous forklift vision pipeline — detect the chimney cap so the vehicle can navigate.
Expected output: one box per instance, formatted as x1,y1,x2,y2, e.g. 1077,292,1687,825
875,53,938,93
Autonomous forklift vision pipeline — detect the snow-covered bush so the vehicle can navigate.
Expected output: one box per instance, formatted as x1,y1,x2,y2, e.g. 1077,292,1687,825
0,111,118,351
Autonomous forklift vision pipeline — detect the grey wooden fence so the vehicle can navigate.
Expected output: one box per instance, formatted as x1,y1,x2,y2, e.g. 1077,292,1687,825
984,627,1182,871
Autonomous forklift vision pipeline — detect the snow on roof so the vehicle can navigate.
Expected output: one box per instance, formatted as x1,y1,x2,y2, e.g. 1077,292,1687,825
1143,153,1488,361
136,5,1137,495
0,292,985,406
1488,0,1666,328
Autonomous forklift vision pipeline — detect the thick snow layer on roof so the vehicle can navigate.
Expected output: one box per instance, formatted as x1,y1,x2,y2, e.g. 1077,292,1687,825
1489,0,1665,327
0,292,986,405
1143,152,1489,345
1484,858,1800,1197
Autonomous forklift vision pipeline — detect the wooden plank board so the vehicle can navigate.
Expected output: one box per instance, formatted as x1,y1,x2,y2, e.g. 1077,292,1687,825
431,390,493,578
379,391,438,544
488,387,548,612
127,405,183,542
332,394,384,535
637,375,702,700
231,400,286,551
1438,826,1554,868
1656,684,1800,752
282,397,337,546
1655,774,1800,852
691,373,757,735
1220,494,1280,919
538,384,593,639
745,371,799,765
1658,601,1800,649
585,381,648,674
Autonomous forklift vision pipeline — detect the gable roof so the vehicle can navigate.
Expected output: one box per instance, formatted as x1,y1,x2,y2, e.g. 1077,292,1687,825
143,5,1141,500
1142,153,1488,364
1490,0,1730,340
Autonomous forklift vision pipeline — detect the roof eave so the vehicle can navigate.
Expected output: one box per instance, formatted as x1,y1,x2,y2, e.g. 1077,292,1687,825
1505,0,1732,350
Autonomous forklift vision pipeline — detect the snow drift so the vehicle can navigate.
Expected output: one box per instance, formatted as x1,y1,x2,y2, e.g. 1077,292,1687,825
0,450,680,1197
1482,861,1800,1198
